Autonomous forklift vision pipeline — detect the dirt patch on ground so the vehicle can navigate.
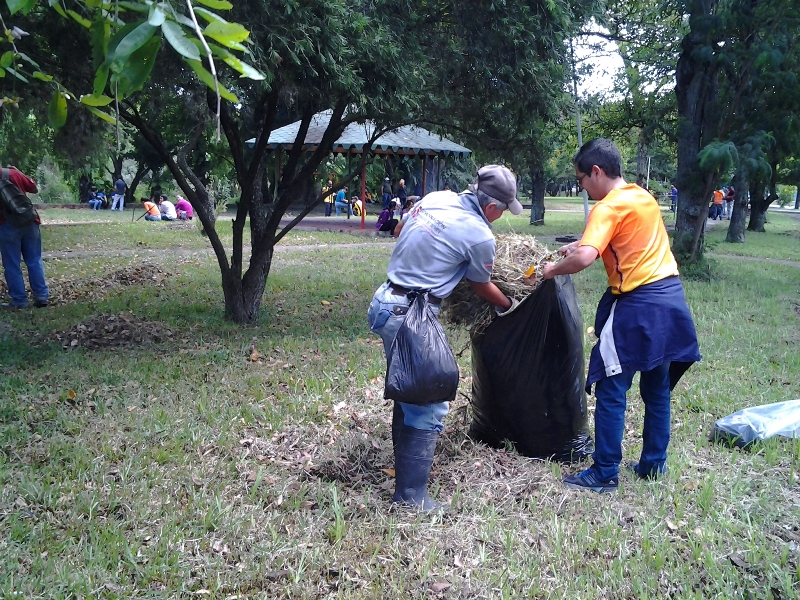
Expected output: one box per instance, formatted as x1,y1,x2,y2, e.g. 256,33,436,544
49,311,178,349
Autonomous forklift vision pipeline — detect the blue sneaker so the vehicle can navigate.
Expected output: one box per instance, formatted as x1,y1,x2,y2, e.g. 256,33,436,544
625,461,667,481
563,468,618,493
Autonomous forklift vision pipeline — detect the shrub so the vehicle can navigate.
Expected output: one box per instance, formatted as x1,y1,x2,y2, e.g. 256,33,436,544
34,155,74,204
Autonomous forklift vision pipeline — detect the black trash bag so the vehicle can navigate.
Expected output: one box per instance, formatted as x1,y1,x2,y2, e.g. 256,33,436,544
385,292,459,405
469,275,593,462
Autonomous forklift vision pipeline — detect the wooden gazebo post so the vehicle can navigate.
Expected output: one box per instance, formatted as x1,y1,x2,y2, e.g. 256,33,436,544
360,162,367,229
421,154,427,196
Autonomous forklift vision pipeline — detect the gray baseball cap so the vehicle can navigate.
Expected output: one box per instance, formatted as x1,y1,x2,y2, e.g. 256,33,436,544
477,165,523,215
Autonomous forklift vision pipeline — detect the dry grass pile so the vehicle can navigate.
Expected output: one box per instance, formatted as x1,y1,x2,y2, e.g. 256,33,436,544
441,234,558,333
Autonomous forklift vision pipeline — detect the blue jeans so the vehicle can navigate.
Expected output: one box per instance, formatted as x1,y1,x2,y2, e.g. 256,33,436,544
87,199,102,210
324,201,332,217
335,200,353,217
383,193,392,209
144,214,161,221
0,222,48,307
368,281,448,432
591,361,671,480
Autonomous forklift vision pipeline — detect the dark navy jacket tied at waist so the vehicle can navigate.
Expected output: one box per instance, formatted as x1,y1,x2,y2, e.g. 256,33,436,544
586,276,701,394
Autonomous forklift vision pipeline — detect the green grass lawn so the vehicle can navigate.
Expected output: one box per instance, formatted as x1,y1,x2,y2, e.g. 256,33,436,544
705,212,800,261
1,206,799,598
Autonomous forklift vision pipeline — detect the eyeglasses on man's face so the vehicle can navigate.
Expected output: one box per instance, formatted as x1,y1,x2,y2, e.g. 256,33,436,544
576,172,589,189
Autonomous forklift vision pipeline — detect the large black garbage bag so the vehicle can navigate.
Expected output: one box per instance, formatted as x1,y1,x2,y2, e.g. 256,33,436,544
469,275,593,461
385,292,459,405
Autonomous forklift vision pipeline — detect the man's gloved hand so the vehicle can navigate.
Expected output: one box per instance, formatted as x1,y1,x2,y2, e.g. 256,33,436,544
495,297,521,317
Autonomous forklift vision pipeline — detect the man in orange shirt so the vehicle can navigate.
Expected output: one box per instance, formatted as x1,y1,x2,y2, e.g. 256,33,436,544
140,197,162,221
540,139,700,492
711,188,724,220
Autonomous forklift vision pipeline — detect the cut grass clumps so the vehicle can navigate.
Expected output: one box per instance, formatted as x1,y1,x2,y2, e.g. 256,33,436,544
441,234,556,333
0,211,799,597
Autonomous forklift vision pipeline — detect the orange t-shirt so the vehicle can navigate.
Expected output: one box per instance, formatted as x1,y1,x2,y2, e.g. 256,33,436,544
143,201,160,216
712,190,724,205
580,183,679,294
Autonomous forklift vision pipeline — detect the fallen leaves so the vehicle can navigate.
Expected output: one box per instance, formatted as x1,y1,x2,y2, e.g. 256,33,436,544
43,265,171,307
665,519,679,532
728,552,751,570
211,540,230,556
51,312,176,349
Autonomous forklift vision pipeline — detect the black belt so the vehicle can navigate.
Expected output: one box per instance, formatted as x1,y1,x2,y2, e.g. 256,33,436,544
387,280,442,305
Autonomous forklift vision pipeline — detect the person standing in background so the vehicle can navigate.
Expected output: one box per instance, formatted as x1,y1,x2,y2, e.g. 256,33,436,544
0,166,48,308
397,178,407,206
111,175,126,211
724,185,735,220
323,179,334,217
382,177,393,210
711,189,724,220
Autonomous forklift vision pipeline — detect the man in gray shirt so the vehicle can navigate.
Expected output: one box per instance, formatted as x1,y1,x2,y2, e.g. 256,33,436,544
368,165,523,510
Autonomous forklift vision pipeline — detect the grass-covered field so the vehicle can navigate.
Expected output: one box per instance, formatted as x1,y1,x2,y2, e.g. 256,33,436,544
1,208,799,598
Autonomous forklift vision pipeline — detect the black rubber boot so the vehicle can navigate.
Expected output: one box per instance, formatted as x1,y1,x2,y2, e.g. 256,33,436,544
391,406,446,511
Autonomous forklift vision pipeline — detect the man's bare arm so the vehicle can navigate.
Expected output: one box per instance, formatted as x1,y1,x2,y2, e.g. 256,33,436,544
542,245,598,279
468,280,511,309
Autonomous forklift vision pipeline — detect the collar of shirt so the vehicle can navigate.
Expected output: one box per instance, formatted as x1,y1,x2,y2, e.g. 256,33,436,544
457,191,491,227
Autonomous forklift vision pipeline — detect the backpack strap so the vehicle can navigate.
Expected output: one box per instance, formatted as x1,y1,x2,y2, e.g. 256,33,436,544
0,168,8,181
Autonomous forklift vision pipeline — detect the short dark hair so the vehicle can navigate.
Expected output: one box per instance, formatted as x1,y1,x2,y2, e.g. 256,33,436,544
573,138,622,179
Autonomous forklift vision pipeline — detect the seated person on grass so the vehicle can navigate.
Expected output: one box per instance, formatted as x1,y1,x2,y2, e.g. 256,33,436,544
352,196,363,217
334,186,353,217
141,197,162,221
87,188,103,210
175,196,194,220
158,195,178,221
375,201,399,235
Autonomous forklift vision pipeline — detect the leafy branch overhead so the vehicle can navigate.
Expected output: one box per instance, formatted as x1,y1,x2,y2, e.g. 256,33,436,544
2,0,264,126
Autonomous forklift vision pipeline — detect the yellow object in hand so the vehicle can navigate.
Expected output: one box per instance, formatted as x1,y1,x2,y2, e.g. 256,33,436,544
524,265,536,277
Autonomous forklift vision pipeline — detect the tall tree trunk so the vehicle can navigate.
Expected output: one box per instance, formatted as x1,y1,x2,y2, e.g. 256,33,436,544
109,155,124,179
747,169,775,232
725,172,747,243
636,136,649,188
746,180,767,232
672,1,721,264
127,164,150,206
529,165,546,225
